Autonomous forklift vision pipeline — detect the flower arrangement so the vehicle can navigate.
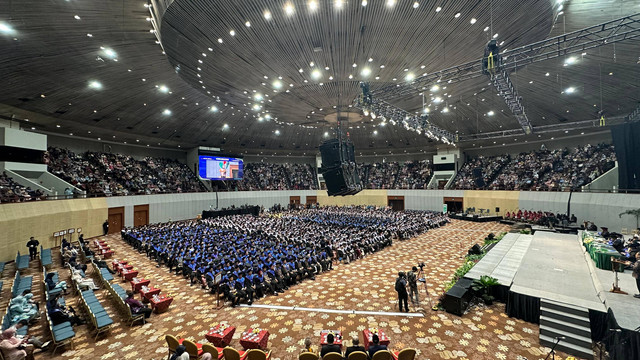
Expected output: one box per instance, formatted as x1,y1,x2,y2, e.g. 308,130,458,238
370,328,378,334
252,328,260,334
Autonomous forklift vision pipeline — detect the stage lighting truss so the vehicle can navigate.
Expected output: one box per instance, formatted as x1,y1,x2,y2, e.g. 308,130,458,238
367,12,640,137
491,69,532,134
355,94,457,145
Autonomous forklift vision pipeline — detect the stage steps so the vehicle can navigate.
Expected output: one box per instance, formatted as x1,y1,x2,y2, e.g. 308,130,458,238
539,299,594,360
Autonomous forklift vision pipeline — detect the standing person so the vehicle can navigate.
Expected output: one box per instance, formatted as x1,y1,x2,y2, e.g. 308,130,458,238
26,237,39,261
103,220,109,235
407,266,420,306
629,252,640,298
395,271,409,312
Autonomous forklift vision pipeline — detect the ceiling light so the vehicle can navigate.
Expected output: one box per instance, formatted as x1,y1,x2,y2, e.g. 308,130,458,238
362,0,368,6
470,18,477,24
309,0,319,11
56,125,61,128
387,0,396,7
484,26,489,32
373,130,378,135
487,110,495,116
493,33,499,38
413,2,419,8
430,84,439,92
86,33,92,37
74,15,81,20
218,38,223,43
252,104,261,111
264,10,272,20
88,80,102,89
243,21,251,28
223,123,229,129
335,0,344,9
565,86,576,94
273,80,282,89
348,74,353,79
162,109,172,116
371,112,377,119
158,85,169,93
360,67,371,77
436,6,442,12
284,2,295,16
455,13,461,18
405,73,415,81
102,47,117,59
309,61,315,67
229,29,235,36
311,69,322,80
211,106,218,112
433,96,442,103
254,93,263,101
324,131,329,137
275,129,281,135
545,72,550,76
442,107,449,113
380,65,385,68
352,63,357,68
0,22,15,35
565,56,577,65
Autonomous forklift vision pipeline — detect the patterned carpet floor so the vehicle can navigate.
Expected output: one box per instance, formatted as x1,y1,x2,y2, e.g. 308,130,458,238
0,219,587,360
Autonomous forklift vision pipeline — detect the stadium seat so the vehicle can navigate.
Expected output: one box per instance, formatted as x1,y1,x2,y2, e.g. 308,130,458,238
166,334,180,359
181,338,204,359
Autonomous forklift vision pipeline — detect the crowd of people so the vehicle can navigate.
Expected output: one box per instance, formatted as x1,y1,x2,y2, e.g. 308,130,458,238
236,163,318,191
504,210,577,227
121,206,449,307
0,172,45,203
487,144,616,191
46,147,205,196
39,143,616,197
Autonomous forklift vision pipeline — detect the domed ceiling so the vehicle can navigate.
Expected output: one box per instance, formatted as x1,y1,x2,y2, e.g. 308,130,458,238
0,0,639,156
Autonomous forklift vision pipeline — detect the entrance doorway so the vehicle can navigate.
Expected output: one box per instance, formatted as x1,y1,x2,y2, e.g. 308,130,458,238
107,207,124,234
387,196,405,211
134,204,149,227
443,197,463,214
290,196,301,209
306,196,317,206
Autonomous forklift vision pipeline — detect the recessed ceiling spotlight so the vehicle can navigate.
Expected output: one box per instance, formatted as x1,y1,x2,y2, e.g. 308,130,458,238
211,106,218,112
74,15,81,20
229,29,235,36
0,22,16,35
380,65,385,68
405,73,415,81
86,33,93,37
436,6,442,12
386,0,396,7
470,18,477,24
311,69,322,80
413,2,419,8
430,84,439,92
299,68,304,73
275,129,281,135
309,0,319,12
254,93,263,101
564,56,577,65
273,80,282,89
245,21,251,27
162,109,172,115
545,72,550,76
335,0,344,9
284,2,295,16
348,74,353,79
361,0,368,6
352,63,357,68
565,86,576,94
484,26,489,32
88,80,102,89
487,110,495,116
102,47,117,59
158,85,169,93
360,67,371,77
264,10,272,20
454,12,461,18
493,33,499,38
56,124,61,128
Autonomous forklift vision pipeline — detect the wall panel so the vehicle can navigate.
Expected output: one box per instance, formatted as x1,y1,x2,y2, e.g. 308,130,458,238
0,198,107,262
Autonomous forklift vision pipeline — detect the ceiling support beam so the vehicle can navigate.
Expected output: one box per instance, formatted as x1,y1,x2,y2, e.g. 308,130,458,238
371,12,640,101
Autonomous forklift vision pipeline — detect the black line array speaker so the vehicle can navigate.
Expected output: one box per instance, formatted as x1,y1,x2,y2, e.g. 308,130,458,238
319,138,362,196
468,244,482,256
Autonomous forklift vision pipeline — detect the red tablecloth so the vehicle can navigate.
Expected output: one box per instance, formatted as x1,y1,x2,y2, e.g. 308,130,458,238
111,260,128,271
320,330,343,349
206,324,236,347
362,329,390,350
117,264,134,274
150,294,173,313
122,269,139,281
141,286,162,301
130,278,150,292
239,328,269,350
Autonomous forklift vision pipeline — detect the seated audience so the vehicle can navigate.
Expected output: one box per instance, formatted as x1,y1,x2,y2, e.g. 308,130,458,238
45,273,68,294
320,333,341,358
367,334,388,358
124,290,153,319
11,320,50,351
46,294,83,327
0,328,34,360
344,337,366,359
71,269,100,291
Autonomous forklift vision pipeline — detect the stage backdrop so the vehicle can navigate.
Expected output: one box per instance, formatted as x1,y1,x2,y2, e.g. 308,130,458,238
611,122,640,189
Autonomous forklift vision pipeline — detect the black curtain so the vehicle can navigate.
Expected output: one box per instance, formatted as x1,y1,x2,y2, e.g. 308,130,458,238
505,291,540,323
611,123,640,190
588,309,609,341
604,308,640,360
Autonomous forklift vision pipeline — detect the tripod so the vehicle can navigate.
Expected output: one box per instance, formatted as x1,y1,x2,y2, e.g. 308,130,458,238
415,267,434,310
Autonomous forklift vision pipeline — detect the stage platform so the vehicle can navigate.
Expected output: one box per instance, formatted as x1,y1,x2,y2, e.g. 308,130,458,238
593,261,640,330
450,213,502,222
510,231,606,311
466,233,532,286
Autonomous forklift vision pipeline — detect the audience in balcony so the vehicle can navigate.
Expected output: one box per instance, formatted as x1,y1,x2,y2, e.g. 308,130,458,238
40,143,615,197
0,172,44,203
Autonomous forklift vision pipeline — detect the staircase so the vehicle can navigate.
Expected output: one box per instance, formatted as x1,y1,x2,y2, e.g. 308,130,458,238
539,299,594,360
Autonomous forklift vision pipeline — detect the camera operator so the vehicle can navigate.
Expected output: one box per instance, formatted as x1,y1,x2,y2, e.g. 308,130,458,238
407,266,420,306
394,271,409,312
